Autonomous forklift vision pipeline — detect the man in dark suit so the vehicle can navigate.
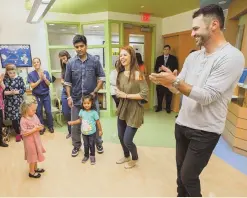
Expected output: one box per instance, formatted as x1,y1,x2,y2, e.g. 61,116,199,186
154,45,178,113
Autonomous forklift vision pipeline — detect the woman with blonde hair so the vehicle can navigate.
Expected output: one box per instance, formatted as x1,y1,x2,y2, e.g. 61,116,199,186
115,46,148,169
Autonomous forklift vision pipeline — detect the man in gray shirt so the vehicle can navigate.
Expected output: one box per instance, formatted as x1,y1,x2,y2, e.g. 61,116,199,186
150,4,245,197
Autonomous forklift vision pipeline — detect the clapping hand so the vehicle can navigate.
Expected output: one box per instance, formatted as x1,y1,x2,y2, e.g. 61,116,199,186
43,73,47,81
39,72,44,80
12,89,19,95
159,65,167,72
34,125,44,132
149,67,178,89
38,124,44,131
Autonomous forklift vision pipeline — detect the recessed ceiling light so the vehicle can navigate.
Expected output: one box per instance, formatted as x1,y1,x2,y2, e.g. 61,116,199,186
93,25,100,28
61,29,66,31
141,6,144,8
49,23,55,26
218,0,226,5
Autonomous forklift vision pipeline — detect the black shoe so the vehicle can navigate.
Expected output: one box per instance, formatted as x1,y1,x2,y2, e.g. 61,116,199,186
166,109,171,114
29,172,41,178
35,168,45,173
49,128,54,133
155,108,162,112
66,133,71,139
40,128,45,135
96,145,104,154
0,141,8,147
175,115,178,118
72,147,80,157
90,156,96,165
81,156,89,163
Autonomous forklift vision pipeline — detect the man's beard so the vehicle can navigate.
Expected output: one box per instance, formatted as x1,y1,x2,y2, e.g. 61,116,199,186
195,34,210,47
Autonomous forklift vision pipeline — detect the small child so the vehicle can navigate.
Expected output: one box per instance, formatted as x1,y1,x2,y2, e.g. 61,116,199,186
20,99,46,178
68,95,103,165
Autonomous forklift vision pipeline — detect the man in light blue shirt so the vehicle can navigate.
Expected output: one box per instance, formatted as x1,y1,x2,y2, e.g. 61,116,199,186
64,35,105,157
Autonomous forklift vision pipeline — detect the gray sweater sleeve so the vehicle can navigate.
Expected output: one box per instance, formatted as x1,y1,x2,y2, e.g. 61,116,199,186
189,52,245,105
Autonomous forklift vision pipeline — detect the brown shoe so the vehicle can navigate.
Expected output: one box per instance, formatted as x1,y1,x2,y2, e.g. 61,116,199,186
116,157,131,164
124,160,138,169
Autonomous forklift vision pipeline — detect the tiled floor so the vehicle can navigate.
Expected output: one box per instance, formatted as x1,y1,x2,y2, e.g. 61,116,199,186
1,110,247,196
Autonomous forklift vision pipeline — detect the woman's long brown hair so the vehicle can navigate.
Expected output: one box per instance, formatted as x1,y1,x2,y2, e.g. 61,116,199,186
58,50,71,75
116,46,144,87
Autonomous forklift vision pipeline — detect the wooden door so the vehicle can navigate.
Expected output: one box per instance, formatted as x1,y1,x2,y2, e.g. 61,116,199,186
163,35,179,112
163,31,197,112
124,25,153,109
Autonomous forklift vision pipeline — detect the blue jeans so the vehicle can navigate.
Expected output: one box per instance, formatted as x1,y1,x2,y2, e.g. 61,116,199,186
61,92,71,134
36,94,53,129
117,118,138,160
71,98,102,149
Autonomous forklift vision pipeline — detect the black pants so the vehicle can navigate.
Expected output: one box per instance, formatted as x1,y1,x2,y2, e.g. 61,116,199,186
117,118,138,160
156,85,172,110
82,133,96,157
175,124,220,197
12,120,20,134
112,95,120,108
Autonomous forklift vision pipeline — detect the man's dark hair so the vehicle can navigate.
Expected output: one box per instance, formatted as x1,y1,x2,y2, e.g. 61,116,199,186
73,34,87,46
163,45,171,49
193,4,225,30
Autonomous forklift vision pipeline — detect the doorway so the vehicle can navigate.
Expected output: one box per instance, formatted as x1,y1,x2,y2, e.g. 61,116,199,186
123,24,153,109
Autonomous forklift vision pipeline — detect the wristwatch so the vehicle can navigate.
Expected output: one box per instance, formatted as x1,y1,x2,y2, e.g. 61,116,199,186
172,78,181,89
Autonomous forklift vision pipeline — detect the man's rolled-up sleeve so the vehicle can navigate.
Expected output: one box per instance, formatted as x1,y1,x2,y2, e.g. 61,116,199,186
64,61,72,87
95,60,105,81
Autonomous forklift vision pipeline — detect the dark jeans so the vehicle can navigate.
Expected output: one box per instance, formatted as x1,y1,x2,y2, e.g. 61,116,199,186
61,93,71,134
175,124,220,197
82,133,96,157
156,85,172,110
117,118,138,160
112,95,120,108
36,94,53,129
